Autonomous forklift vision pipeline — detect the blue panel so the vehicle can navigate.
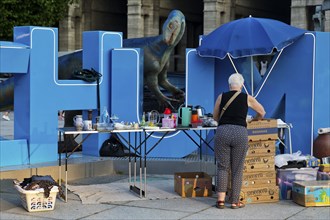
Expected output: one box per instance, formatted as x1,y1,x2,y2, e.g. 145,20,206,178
111,48,143,122
313,32,330,139
13,26,33,46
186,49,215,114
13,27,59,163
0,42,30,73
254,34,314,154
110,48,144,154
82,31,123,156
0,139,29,166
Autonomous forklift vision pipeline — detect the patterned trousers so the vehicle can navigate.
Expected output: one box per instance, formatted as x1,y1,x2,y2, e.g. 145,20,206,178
214,124,248,203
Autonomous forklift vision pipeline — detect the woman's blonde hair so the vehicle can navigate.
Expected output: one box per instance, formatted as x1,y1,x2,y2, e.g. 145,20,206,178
228,73,244,87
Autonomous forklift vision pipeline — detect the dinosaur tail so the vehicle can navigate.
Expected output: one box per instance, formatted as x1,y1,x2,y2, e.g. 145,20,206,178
0,76,14,111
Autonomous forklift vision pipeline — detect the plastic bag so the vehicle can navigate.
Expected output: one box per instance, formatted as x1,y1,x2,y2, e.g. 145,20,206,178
275,151,308,168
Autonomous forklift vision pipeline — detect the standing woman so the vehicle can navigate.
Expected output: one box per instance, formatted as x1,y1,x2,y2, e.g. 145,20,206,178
213,73,265,209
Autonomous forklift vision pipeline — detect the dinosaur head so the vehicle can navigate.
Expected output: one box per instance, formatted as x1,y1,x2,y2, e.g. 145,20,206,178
162,10,186,47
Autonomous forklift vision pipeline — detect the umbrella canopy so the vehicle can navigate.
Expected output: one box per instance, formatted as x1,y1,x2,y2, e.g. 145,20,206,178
197,16,306,59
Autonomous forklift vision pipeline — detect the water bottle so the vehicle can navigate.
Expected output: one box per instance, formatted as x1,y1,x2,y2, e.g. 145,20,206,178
101,107,109,124
141,112,146,126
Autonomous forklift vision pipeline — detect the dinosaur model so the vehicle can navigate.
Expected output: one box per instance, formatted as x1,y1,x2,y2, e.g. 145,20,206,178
123,9,186,109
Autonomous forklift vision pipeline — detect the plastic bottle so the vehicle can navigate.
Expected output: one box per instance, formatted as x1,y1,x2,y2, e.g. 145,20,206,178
141,112,146,126
101,107,109,124
88,109,93,120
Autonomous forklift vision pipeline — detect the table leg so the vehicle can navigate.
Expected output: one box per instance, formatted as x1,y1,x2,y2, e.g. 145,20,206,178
144,131,147,198
65,139,68,203
58,131,62,187
128,132,131,188
134,133,139,187
139,132,142,198
199,130,202,161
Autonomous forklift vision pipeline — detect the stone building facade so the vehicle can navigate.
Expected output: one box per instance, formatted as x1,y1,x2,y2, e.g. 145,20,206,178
59,0,329,73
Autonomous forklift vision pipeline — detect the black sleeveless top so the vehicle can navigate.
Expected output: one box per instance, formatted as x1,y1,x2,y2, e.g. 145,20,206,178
218,91,248,127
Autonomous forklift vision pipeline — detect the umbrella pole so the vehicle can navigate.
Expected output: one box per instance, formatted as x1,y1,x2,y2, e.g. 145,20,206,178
228,54,249,95
251,56,254,96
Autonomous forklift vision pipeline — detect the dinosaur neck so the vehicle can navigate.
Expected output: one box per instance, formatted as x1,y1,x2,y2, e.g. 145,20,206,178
148,35,174,58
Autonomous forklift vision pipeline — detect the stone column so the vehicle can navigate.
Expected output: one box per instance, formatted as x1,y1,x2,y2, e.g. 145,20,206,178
291,0,310,29
58,0,85,50
291,0,324,29
324,10,330,32
127,0,144,38
127,0,159,38
203,0,233,35
59,1,82,51
142,0,159,36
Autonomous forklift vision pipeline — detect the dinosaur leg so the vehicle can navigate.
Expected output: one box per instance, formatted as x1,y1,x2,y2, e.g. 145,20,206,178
158,67,185,103
145,74,177,109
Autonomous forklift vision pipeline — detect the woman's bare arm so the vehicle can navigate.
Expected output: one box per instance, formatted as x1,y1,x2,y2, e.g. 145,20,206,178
213,94,222,122
248,95,266,120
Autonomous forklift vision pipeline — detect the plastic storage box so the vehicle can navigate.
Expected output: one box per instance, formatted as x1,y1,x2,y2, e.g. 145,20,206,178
276,167,318,200
14,185,59,212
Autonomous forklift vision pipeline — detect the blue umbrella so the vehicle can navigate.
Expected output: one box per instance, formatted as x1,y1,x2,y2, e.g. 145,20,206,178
196,16,306,96
197,16,306,59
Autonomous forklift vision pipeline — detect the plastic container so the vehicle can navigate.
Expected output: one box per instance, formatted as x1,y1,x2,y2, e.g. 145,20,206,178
14,185,59,212
101,107,110,124
191,120,203,128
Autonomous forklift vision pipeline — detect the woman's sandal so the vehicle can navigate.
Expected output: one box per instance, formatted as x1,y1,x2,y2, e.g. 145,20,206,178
216,200,225,209
231,202,245,209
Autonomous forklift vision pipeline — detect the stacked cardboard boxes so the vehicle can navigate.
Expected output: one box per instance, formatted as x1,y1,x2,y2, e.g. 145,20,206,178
239,119,279,204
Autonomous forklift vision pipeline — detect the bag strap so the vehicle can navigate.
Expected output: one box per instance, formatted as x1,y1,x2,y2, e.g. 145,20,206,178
219,91,240,120
91,68,101,117
72,68,102,116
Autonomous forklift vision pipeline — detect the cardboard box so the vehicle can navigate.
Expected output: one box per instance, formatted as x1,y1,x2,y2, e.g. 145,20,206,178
243,156,275,173
247,119,278,141
242,171,276,188
174,172,212,197
239,186,279,204
292,180,330,207
247,140,276,156
276,167,318,200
